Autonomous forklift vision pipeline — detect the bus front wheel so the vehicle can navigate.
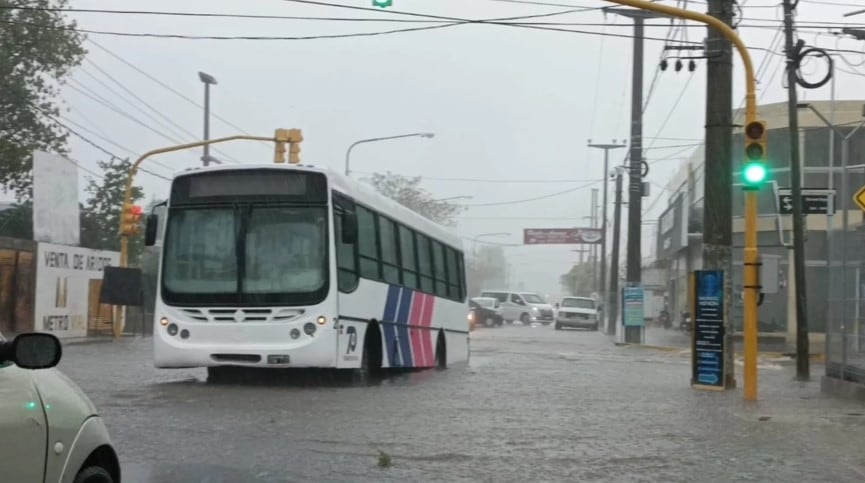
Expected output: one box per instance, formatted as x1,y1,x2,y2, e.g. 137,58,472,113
359,322,383,382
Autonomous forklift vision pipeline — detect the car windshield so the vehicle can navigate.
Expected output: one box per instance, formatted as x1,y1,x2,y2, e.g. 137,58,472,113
162,205,328,305
562,298,595,309
521,293,544,304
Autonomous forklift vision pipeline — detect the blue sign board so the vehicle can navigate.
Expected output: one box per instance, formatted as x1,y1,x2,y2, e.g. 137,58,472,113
692,270,726,389
621,286,645,327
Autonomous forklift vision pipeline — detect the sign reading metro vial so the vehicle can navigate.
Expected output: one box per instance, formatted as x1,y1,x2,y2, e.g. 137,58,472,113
691,270,726,390
34,242,119,338
523,228,603,245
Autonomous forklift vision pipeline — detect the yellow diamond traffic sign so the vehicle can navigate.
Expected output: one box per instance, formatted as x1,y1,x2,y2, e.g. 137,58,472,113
856,184,865,212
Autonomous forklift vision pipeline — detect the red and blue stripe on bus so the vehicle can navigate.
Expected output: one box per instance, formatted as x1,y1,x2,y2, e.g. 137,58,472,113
381,285,436,368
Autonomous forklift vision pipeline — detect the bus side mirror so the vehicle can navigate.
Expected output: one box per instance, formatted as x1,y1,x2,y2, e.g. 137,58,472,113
144,214,158,247
342,212,358,244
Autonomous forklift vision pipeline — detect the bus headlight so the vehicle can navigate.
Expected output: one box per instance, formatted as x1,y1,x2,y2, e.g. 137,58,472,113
317,315,327,325
167,323,179,336
290,328,301,339
304,322,316,336
160,317,169,326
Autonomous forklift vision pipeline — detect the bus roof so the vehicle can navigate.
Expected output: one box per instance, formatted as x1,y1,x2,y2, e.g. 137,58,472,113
172,163,464,250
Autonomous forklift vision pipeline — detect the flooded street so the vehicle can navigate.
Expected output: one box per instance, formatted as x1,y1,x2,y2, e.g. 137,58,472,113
59,326,865,482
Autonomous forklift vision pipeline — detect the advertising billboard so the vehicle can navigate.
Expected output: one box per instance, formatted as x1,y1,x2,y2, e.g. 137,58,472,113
34,243,119,338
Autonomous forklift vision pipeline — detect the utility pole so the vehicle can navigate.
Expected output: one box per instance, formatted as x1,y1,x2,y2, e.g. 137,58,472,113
703,0,736,389
583,187,600,290
608,166,626,335
588,140,627,331
782,0,810,380
606,8,663,344
573,247,589,265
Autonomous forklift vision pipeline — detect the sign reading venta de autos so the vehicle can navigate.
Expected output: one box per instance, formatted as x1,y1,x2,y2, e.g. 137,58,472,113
34,242,119,338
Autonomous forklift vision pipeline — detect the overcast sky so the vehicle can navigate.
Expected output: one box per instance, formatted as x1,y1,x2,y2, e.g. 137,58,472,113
22,0,865,297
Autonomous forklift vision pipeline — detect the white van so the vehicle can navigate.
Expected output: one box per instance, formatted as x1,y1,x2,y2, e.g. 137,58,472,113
479,290,555,325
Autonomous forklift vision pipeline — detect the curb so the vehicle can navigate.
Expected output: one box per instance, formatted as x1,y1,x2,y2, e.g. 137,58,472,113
617,342,826,360
61,334,142,346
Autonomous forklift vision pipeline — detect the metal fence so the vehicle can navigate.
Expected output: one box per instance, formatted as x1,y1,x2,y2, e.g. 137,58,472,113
825,162,865,384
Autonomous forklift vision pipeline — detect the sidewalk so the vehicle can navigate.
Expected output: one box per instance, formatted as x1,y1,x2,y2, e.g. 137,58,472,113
640,327,823,359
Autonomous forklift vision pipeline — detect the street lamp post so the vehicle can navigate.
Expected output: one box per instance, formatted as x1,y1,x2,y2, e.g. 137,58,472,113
344,132,434,176
198,72,219,167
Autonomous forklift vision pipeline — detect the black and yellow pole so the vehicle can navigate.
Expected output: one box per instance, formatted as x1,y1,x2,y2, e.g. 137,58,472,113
603,0,761,400
113,130,303,338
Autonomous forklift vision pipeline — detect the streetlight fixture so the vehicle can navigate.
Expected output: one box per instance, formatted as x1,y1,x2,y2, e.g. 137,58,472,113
198,71,220,167
344,132,434,176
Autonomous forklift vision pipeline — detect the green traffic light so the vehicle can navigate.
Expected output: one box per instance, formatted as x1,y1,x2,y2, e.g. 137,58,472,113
372,0,393,7
743,162,767,186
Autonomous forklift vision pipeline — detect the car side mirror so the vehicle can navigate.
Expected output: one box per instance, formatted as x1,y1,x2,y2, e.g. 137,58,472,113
342,212,358,244
144,214,158,247
1,333,62,369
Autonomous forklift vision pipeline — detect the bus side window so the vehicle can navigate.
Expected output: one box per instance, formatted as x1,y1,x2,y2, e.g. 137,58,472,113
416,235,434,294
356,205,380,281
398,224,419,289
334,193,359,293
445,246,461,301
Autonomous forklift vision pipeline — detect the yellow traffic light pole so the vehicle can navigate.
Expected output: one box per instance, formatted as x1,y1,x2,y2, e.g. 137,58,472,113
604,0,760,400
113,130,303,338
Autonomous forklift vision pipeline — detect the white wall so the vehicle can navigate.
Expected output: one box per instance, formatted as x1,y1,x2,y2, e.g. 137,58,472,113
34,242,119,338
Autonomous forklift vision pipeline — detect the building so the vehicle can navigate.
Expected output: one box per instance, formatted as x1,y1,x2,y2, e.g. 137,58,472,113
653,100,865,391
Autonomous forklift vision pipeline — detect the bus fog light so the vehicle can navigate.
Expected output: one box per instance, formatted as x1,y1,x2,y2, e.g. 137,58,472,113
304,322,316,335
317,315,327,325
180,329,190,339
167,323,179,336
160,317,169,326
290,328,301,339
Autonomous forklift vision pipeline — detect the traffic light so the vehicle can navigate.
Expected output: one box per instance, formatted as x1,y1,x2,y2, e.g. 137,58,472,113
120,203,142,236
742,120,768,190
373,0,393,7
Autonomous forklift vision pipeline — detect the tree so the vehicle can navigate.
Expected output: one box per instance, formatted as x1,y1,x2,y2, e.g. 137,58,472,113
1,1,86,200
0,202,32,239
80,159,145,264
366,172,465,226
560,262,594,296
467,245,509,297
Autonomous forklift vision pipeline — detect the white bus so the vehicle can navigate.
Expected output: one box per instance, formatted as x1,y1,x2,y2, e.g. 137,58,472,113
144,164,469,379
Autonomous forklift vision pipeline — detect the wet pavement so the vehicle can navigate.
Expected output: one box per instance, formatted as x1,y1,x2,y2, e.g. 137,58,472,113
58,324,865,482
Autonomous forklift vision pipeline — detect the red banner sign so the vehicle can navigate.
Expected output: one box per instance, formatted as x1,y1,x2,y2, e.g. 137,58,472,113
523,228,603,245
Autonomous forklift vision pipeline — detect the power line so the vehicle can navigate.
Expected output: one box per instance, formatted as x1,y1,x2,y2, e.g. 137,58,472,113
36,110,171,181
79,59,241,163
353,171,602,183
0,17,706,43
86,39,264,146
460,180,600,206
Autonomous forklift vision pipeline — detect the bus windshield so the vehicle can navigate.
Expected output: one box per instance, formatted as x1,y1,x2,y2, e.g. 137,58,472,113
162,205,328,305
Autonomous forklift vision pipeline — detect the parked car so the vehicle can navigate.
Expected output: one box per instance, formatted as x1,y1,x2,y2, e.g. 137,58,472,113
480,290,556,325
0,332,121,483
555,296,599,330
469,297,504,328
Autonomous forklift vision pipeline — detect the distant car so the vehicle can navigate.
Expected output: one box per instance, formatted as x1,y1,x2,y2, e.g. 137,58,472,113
479,290,555,325
0,332,121,483
555,296,599,330
469,297,504,328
